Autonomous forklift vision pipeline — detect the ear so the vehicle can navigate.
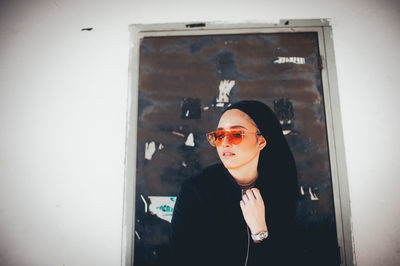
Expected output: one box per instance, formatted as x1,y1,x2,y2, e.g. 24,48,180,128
258,135,267,150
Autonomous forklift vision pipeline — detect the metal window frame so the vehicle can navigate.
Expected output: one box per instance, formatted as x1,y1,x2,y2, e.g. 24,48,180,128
122,19,354,266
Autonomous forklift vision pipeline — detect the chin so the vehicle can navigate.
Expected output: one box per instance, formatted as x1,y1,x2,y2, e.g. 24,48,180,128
220,157,240,169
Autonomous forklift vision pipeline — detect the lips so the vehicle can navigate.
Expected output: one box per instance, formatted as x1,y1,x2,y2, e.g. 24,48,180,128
223,152,236,157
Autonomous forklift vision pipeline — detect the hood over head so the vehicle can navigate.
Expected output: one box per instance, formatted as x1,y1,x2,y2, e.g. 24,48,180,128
222,100,299,200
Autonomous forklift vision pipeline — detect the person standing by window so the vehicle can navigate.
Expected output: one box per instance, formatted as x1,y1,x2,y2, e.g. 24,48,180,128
169,100,299,266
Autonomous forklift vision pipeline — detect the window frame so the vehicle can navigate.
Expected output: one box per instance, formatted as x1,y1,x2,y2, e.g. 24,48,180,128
122,19,353,266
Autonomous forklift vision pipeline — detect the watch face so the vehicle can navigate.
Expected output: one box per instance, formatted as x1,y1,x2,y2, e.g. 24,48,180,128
260,232,268,239
252,231,269,241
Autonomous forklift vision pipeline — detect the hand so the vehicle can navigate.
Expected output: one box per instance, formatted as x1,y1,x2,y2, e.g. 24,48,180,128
240,188,268,235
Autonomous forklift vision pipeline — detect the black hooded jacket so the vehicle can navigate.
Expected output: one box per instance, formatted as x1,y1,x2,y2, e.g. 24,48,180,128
169,163,298,266
169,101,299,266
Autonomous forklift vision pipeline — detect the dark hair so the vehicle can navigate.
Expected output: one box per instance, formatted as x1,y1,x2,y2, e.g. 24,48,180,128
223,100,299,200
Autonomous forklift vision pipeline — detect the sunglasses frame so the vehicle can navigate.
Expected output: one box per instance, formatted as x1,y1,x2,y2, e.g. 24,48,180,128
206,129,262,147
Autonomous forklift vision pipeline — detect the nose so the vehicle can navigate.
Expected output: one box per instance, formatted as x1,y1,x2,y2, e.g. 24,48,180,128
220,134,231,147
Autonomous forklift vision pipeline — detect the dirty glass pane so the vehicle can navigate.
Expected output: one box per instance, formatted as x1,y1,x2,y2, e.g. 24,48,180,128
134,32,340,266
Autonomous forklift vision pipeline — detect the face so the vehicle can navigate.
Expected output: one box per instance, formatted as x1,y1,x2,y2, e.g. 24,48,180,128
215,109,266,170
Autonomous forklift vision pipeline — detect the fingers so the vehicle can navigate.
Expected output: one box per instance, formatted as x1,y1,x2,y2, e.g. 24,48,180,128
242,193,249,204
240,188,267,233
242,188,263,204
246,188,262,202
241,190,255,206
246,189,256,201
240,199,245,209
251,188,262,201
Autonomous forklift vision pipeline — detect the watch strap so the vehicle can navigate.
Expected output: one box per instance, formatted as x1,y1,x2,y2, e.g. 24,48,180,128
251,231,269,241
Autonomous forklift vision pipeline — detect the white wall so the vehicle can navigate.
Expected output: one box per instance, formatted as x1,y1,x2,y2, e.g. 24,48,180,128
0,0,399,265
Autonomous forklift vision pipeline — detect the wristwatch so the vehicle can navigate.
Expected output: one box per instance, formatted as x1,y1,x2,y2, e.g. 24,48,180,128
251,231,269,241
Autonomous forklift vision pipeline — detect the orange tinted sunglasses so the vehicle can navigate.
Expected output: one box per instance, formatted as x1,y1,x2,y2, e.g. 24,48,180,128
206,129,261,147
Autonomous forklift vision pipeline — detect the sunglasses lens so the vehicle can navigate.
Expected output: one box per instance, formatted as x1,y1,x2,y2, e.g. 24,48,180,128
207,132,217,147
229,130,244,146
214,131,224,147
213,130,244,147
